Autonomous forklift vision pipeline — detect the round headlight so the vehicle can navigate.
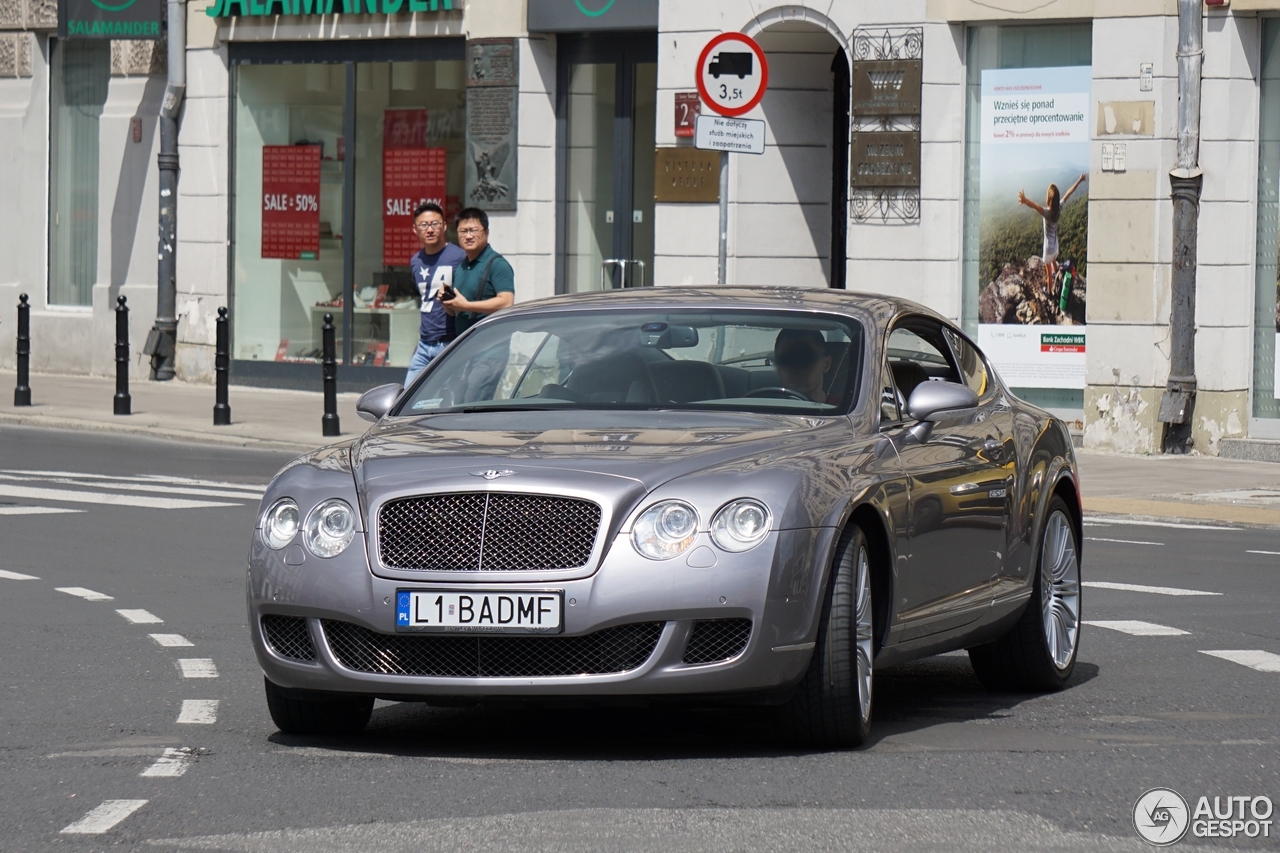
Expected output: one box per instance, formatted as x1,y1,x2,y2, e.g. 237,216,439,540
631,500,699,560
710,499,772,552
303,499,357,558
262,498,300,550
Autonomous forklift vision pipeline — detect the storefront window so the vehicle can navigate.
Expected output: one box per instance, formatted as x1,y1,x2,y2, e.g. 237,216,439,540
232,46,465,371
1252,19,1280,425
961,24,1092,416
49,39,110,308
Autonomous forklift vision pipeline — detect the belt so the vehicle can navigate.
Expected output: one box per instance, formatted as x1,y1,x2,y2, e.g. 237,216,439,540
421,337,453,345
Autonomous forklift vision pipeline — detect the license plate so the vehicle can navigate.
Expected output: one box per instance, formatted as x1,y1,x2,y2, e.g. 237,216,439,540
395,589,563,634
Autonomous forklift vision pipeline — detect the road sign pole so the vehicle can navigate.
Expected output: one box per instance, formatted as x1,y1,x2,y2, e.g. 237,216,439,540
718,152,729,285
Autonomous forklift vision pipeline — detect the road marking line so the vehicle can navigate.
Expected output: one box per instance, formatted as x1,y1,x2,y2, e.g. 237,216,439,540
151,633,193,647
0,484,237,511
178,658,218,678
56,586,113,601
177,699,219,724
1083,581,1221,597
1201,650,1280,673
1083,516,1240,531
0,473,261,500
117,609,163,624
1247,550,1280,556
59,799,147,834
0,506,84,515
1086,537,1164,546
1,469,265,492
1085,620,1189,636
0,569,39,580
140,747,195,778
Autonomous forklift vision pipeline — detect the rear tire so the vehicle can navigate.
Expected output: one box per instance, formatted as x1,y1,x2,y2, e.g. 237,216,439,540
264,677,373,735
969,495,1081,692
779,525,874,749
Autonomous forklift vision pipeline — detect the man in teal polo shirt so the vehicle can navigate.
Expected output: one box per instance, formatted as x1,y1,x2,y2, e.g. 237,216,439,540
441,206,514,335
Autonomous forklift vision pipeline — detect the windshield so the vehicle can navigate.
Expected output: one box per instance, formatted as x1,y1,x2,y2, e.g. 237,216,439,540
396,308,864,416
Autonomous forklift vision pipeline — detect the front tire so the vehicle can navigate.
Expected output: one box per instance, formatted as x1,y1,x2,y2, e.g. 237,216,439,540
780,525,874,749
264,677,373,735
969,495,1081,691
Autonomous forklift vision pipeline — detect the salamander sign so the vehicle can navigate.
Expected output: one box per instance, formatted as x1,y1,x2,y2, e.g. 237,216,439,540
58,0,162,39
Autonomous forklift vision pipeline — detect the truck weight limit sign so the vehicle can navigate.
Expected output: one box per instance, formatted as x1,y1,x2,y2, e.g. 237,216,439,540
696,32,768,117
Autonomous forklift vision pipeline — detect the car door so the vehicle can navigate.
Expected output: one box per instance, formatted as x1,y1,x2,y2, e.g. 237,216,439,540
881,317,1008,641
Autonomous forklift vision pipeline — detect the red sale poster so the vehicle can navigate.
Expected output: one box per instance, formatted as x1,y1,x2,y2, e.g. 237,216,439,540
261,145,321,260
383,110,446,267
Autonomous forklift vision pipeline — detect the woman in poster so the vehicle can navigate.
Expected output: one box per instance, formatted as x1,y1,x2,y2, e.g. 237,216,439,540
1018,173,1087,289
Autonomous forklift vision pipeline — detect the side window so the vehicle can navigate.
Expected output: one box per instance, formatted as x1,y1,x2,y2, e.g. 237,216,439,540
943,328,992,401
885,319,962,409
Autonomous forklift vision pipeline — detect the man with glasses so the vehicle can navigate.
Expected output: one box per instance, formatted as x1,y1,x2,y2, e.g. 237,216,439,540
406,202,466,385
441,207,515,336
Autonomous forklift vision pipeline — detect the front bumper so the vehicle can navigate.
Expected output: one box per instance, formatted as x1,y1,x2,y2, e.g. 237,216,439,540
248,527,835,699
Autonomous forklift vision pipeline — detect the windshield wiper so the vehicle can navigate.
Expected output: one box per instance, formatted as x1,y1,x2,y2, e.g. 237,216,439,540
456,404,566,413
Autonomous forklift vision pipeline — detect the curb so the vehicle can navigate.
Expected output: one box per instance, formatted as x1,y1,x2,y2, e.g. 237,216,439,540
0,412,326,454
1084,497,1280,530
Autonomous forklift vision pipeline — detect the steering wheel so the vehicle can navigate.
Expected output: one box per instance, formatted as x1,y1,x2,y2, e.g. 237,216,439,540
744,386,812,402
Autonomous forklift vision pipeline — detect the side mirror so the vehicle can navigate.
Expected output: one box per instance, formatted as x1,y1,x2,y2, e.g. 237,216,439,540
905,381,978,441
356,383,404,422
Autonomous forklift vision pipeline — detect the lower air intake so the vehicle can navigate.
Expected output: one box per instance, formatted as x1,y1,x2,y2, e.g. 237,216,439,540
262,615,316,661
322,620,665,678
682,619,752,665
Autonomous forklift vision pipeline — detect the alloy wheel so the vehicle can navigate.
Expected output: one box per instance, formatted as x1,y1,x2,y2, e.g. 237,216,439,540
1039,510,1080,670
854,544,873,721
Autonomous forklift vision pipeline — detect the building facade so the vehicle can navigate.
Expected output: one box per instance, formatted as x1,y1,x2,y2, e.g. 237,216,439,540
2,0,1280,455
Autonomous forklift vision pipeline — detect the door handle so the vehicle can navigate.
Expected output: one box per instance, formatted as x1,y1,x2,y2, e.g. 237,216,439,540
982,438,1004,462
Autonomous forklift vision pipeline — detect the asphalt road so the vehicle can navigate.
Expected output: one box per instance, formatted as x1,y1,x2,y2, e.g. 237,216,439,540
1,424,1277,852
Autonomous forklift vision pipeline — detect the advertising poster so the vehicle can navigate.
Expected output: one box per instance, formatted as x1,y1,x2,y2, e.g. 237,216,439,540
382,110,447,267
976,66,1090,389
261,145,321,260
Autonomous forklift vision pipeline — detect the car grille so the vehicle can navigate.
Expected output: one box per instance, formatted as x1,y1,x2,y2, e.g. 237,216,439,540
682,619,752,665
261,615,316,661
321,620,664,678
377,492,602,572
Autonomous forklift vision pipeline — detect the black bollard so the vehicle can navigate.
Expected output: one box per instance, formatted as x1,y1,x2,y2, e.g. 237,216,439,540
114,295,131,416
213,307,231,426
321,312,340,437
14,293,30,406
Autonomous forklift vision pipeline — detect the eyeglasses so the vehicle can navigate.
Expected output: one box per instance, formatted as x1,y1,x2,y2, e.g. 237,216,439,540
414,221,446,232
457,227,486,237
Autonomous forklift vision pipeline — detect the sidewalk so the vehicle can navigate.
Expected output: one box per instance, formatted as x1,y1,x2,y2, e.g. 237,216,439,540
4,370,1280,527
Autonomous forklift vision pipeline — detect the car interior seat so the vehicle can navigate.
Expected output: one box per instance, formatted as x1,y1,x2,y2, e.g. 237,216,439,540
649,360,726,404
564,351,658,403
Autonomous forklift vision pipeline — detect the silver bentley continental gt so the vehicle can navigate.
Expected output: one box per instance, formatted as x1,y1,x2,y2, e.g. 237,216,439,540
249,287,1082,748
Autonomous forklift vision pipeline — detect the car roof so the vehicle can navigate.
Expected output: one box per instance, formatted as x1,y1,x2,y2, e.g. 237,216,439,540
497,285,952,330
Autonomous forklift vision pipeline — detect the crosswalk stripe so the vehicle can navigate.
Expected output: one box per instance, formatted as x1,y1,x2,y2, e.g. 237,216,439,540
0,569,39,580
0,473,262,501
59,800,148,834
1084,517,1240,531
177,699,219,724
0,506,84,516
1085,620,1189,636
140,747,195,778
0,484,237,510
1200,650,1280,673
1083,581,1221,597
117,609,163,624
150,633,193,647
56,587,113,601
178,659,218,678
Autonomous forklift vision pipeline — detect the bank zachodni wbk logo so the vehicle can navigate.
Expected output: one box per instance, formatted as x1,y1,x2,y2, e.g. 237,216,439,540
1133,788,1190,846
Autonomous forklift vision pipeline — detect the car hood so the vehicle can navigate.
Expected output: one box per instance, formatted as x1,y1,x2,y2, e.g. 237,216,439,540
352,409,853,493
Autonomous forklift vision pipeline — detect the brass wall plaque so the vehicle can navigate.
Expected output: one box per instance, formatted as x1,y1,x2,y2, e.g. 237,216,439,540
850,131,921,188
851,59,923,117
654,148,720,203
